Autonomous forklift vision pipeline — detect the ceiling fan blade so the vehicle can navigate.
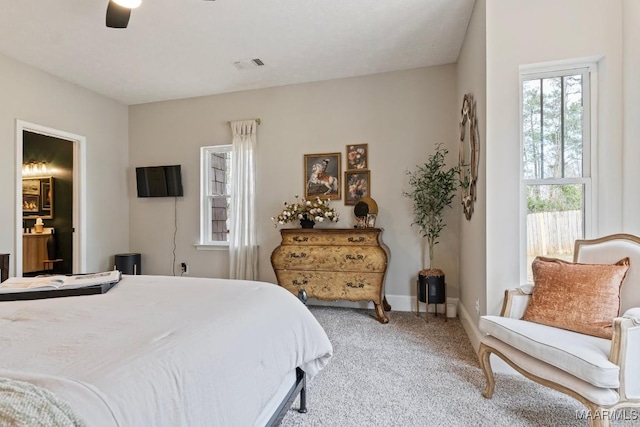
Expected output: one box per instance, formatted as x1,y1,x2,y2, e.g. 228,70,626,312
106,1,131,29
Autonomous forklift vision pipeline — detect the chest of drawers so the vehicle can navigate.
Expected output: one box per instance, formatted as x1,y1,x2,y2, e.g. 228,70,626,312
271,228,391,323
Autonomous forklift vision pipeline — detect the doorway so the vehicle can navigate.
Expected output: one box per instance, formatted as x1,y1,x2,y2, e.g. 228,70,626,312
15,121,86,276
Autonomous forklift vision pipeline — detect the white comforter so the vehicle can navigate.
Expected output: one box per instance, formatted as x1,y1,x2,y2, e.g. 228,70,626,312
0,275,333,426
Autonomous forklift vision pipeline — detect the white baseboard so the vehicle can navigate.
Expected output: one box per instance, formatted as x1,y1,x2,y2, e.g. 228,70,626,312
308,294,459,316
458,302,482,353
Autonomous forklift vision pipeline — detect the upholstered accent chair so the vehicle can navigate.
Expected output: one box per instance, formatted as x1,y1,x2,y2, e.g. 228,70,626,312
478,234,640,427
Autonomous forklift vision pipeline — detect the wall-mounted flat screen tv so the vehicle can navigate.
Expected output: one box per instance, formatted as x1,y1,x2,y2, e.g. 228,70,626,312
136,165,184,198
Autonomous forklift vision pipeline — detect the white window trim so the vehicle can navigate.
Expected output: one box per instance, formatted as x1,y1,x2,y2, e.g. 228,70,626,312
197,145,232,249
518,60,599,283
195,244,229,251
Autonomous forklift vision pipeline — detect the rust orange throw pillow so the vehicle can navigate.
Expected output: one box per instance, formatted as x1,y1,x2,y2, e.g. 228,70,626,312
522,256,630,339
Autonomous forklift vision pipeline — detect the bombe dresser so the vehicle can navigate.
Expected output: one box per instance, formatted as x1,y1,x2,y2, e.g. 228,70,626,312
271,228,391,323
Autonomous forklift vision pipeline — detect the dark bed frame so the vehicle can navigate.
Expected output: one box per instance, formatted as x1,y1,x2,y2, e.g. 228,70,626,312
264,290,310,426
265,367,307,426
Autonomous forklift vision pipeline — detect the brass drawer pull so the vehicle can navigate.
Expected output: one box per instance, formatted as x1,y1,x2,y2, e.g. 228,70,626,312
292,279,308,286
348,237,365,243
346,282,365,288
289,252,307,258
345,254,365,261
293,236,309,242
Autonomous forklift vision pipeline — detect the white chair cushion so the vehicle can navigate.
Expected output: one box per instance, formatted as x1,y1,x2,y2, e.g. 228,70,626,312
480,315,619,388
624,307,640,325
481,336,620,407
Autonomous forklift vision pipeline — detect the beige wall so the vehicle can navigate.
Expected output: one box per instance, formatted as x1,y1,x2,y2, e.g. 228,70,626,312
128,66,460,306
0,53,130,275
622,0,640,235
485,0,624,315
456,0,487,339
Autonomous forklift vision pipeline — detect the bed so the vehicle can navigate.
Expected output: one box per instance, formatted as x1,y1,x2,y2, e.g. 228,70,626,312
0,274,333,426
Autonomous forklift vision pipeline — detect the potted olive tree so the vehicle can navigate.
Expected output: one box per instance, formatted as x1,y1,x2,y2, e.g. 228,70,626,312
404,143,459,306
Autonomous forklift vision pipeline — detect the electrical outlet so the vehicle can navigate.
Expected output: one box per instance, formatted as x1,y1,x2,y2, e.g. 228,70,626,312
475,298,480,314
181,262,189,275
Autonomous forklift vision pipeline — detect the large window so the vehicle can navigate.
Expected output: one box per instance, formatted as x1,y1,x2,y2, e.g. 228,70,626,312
521,66,593,282
200,145,232,246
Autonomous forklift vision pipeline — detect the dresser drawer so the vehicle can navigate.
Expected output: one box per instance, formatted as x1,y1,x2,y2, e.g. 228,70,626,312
275,270,384,303
280,230,380,246
271,245,386,272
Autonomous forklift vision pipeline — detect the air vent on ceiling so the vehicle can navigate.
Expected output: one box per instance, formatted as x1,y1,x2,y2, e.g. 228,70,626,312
233,58,265,70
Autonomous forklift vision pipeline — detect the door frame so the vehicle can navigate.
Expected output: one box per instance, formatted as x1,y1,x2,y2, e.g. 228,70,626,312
15,120,86,275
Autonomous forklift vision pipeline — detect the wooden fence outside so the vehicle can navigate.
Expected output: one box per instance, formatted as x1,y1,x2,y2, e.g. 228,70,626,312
527,210,582,256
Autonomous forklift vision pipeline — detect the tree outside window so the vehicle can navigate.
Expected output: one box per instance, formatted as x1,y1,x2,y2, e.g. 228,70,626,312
521,67,593,282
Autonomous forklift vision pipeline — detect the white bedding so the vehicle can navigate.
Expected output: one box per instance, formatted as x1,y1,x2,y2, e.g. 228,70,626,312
0,275,333,426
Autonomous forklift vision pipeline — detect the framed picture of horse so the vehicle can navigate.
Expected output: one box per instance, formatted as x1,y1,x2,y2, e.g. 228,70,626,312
304,152,341,200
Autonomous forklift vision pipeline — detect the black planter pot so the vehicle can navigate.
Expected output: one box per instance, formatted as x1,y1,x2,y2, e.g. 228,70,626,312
418,272,446,304
300,217,315,228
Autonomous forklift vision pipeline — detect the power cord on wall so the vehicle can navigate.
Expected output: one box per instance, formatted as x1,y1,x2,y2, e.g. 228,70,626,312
172,196,178,276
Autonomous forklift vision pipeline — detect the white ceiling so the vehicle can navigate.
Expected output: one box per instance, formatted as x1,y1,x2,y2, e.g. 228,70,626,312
0,0,475,105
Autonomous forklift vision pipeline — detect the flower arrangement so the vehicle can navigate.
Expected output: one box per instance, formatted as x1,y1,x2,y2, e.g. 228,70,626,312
271,195,340,226
347,173,368,199
347,144,367,169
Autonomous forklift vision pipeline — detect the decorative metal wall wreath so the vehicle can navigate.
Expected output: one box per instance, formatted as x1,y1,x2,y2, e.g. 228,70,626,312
459,93,480,220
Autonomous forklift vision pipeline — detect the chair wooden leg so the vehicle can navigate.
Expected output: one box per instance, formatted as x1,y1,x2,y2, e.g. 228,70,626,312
478,343,496,399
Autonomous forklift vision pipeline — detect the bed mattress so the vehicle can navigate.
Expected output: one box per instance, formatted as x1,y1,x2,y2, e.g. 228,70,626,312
0,275,333,426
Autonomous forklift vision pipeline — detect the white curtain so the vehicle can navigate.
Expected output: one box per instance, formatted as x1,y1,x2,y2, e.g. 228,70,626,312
229,120,257,280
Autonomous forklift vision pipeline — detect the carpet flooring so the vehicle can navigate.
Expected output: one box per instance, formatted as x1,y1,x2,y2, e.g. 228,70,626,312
280,307,636,427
